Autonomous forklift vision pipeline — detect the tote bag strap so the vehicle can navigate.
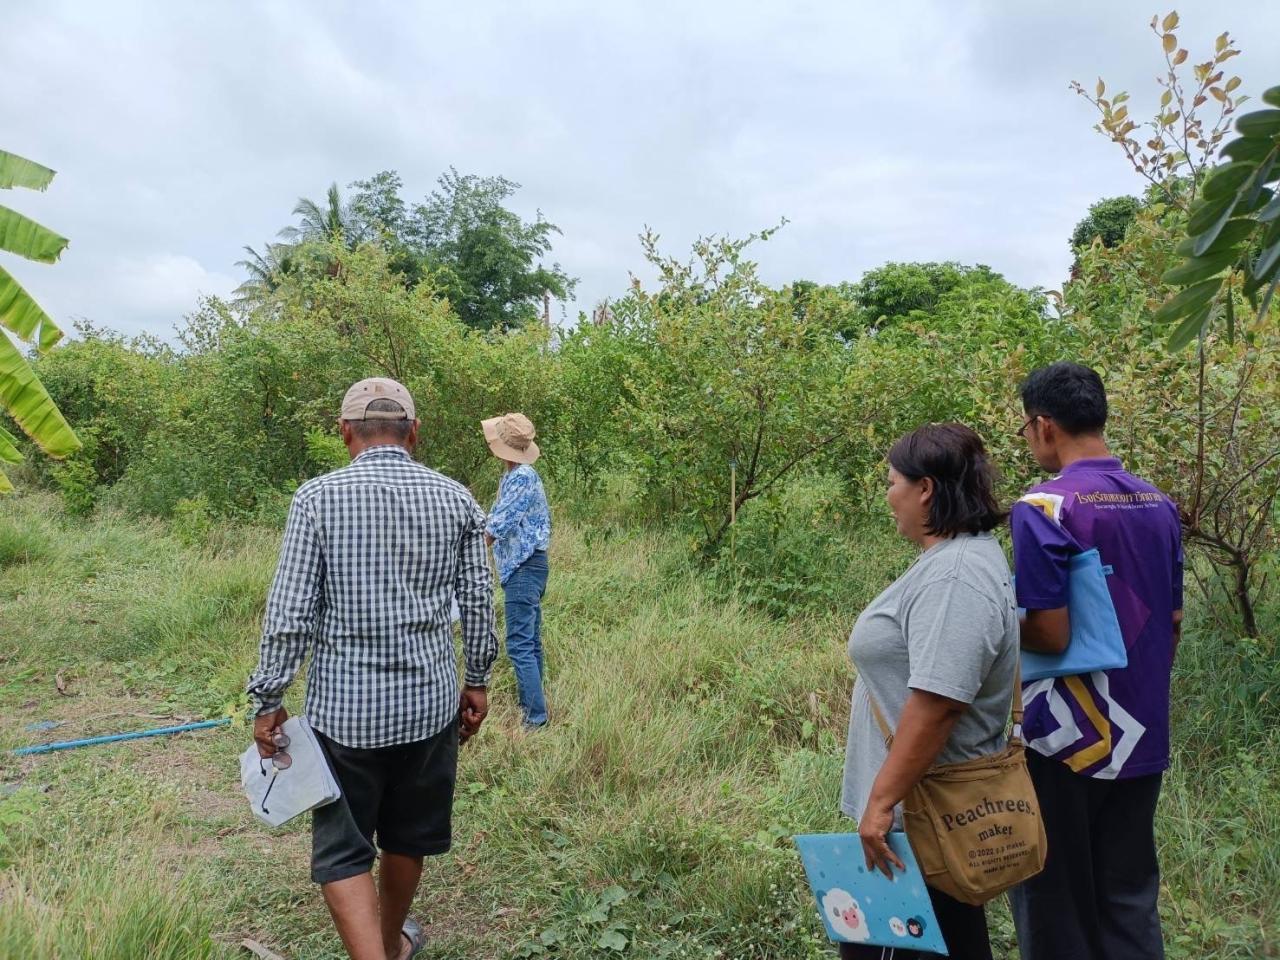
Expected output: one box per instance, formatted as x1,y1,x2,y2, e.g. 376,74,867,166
864,657,1025,748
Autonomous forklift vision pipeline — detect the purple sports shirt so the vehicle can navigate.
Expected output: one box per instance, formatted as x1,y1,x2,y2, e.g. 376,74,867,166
1011,457,1183,780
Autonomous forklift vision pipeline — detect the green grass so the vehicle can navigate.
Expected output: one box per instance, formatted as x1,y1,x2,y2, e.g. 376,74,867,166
0,488,1276,958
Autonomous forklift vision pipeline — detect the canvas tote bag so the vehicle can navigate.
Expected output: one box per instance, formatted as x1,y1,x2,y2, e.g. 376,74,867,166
867,666,1046,906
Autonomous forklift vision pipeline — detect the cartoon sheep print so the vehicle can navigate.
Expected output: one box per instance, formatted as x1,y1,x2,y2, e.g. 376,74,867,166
821,889,871,942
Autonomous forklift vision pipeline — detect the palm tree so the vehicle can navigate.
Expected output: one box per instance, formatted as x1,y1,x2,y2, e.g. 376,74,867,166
0,149,80,493
236,183,366,304
278,182,366,247
233,241,301,307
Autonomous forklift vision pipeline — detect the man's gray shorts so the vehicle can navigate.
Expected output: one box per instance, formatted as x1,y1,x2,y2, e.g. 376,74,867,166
311,721,458,885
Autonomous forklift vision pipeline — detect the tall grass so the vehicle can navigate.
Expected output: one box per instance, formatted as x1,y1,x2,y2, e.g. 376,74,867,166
0,849,219,960
0,488,1275,958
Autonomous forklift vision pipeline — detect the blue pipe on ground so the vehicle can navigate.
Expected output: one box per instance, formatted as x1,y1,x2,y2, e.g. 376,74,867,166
11,717,232,756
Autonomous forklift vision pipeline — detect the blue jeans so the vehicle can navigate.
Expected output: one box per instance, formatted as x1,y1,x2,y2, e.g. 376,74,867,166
503,550,549,727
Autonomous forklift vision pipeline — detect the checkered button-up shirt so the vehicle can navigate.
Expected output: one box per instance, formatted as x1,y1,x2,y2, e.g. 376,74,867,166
247,445,498,749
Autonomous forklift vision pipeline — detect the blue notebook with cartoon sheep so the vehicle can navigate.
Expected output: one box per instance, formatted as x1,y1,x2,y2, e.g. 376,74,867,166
794,832,947,955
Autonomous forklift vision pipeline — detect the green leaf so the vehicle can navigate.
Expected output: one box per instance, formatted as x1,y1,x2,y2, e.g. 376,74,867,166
1264,86,1280,108
0,205,69,264
0,151,55,192
1174,219,1255,258
1238,187,1276,217
1258,277,1280,321
1243,154,1279,208
0,264,64,351
1244,261,1268,300
1201,162,1256,201
1162,250,1238,286
1167,304,1211,351
599,885,630,908
1188,196,1238,255
0,422,22,464
1188,194,1237,234
1258,194,1280,222
596,929,628,952
1224,285,1235,344
1222,137,1275,163
1255,238,1280,280
0,331,80,459
1153,278,1222,323
1236,110,1280,139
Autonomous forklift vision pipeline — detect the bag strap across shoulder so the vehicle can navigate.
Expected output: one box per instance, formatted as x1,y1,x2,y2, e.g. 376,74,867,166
866,658,1024,748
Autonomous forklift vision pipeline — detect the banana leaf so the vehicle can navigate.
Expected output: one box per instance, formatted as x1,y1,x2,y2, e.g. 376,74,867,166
0,263,63,351
0,204,68,263
0,331,80,459
0,422,21,464
0,150,55,192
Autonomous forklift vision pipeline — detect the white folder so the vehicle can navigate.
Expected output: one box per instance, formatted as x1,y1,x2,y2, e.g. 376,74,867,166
239,715,341,828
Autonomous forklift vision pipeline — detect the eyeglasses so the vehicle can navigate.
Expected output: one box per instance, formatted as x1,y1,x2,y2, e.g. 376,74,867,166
1016,415,1043,439
258,731,292,814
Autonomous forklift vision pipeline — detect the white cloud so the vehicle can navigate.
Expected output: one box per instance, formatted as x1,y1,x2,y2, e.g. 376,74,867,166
111,254,237,317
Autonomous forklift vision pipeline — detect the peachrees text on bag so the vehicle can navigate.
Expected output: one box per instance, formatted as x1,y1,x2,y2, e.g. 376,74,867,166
941,797,1037,832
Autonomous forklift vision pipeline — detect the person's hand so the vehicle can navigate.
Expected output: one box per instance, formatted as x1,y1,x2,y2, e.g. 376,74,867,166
459,686,488,745
484,532,495,547
858,799,906,879
253,707,289,758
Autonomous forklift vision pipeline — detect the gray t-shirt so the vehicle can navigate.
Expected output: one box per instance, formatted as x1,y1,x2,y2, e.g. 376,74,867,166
841,532,1019,825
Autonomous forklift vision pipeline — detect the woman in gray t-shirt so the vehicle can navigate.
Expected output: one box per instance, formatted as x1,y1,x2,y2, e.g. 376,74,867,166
839,424,1018,960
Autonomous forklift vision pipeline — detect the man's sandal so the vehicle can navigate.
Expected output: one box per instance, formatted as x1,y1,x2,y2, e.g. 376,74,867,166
401,918,426,959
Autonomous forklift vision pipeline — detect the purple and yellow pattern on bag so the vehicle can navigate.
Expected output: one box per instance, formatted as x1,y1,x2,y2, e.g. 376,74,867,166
1012,457,1183,780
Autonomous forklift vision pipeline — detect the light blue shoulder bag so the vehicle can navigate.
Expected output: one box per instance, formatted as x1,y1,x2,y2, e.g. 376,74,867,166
1021,547,1128,681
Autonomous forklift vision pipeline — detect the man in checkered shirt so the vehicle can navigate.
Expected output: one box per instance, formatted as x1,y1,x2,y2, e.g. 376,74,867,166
247,377,497,960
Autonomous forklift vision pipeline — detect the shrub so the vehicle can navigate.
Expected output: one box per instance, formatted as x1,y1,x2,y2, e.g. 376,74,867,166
718,474,865,618
51,451,98,517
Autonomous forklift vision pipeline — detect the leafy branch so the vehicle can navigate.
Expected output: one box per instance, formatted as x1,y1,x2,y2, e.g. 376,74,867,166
1071,11,1245,211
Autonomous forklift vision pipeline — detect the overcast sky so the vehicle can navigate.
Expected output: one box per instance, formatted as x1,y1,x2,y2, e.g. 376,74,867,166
4,1,1278,339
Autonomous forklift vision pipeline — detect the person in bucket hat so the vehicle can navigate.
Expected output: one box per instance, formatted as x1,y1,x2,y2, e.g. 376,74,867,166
481,412,552,729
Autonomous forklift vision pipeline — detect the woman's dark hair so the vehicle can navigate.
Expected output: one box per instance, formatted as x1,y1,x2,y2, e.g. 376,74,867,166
887,423,1006,536
1020,362,1107,435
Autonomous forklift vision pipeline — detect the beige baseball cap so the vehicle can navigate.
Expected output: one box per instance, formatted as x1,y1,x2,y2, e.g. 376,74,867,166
481,412,540,464
340,378,416,421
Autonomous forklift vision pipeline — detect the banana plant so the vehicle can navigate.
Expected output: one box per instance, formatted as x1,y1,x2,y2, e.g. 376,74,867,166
1155,85,1280,349
0,149,80,492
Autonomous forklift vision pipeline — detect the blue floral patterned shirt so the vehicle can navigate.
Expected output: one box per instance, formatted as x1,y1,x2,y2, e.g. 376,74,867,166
486,464,552,584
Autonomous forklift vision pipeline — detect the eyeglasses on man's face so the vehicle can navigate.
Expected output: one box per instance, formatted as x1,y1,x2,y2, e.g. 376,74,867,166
1016,415,1043,439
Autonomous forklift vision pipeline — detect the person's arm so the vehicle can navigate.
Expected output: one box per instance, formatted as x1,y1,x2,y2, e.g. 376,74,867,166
860,577,1001,876
1022,606,1070,654
859,689,967,877
246,494,324,757
1011,499,1076,655
485,470,531,541
457,497,498,743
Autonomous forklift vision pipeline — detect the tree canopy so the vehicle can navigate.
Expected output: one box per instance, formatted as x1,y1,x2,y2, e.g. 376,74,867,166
238,168,576,331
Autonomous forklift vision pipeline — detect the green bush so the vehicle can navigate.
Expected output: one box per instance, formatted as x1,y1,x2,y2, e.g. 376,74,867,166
171,496,215,547
51,451,98,517
716,474,910,618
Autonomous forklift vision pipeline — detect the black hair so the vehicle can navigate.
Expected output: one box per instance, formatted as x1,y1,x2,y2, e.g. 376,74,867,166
1020,362,1107,435
887,423,1006,536
345,398,414,443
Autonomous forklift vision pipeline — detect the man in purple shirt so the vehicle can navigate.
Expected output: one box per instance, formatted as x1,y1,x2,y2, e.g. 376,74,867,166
1009,363,1182,960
